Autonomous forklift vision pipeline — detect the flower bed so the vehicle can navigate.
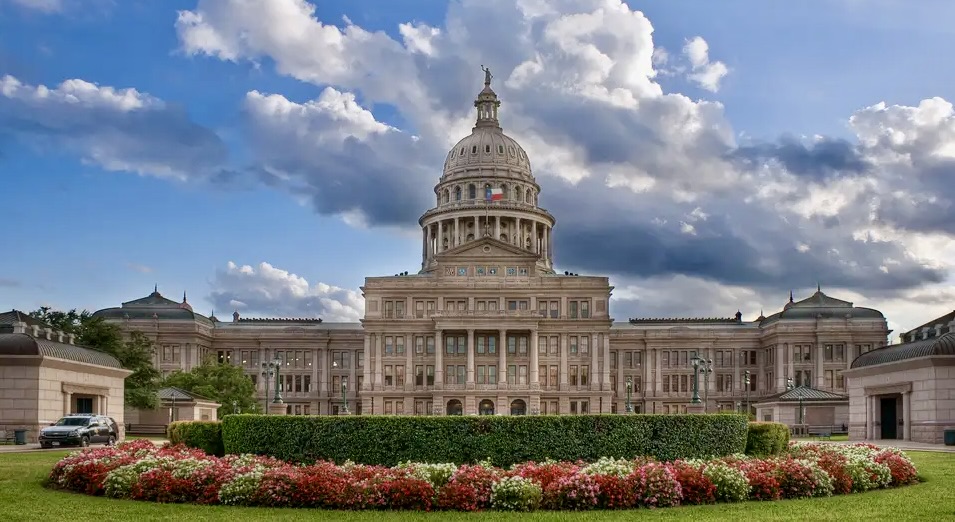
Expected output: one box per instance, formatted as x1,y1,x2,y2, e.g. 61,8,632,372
47,439,919,511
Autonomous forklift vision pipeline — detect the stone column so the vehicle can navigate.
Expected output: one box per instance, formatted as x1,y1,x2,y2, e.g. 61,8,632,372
530,328,539,389
435,329,444,390
425,225,432,263
590,333,599,390
361,335,371,391
515,217,522,246
405,334,413,391
733,348,740,395
654,346,662,394
602,335,611,390
815,341,824,388
776,344,785,392
437,220,444,253
466,329,476,388
559,333,568,389
473,215,479,240
903,390,912,441
542,226,549,263
374,334,383,390
532,220,538,253
494,216,500,239
498,329,507,389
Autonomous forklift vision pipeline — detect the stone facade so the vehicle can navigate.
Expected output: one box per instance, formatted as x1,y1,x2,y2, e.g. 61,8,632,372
92,74,891,418
0,311,131,442
844,329,955,444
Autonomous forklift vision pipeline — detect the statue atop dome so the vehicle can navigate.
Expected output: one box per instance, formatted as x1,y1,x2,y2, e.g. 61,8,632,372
481,65,493,86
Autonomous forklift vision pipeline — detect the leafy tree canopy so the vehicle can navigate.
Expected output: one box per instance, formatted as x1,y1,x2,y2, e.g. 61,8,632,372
29,306,161,409
163,358,260,417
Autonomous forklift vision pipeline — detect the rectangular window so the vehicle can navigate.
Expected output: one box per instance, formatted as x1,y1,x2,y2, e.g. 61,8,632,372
488,365,497,384
549,365,558,388
458,335,466,354
446,365,455,385
519,365,527,385
304,375,311,393
356,352,363,369
457,365,466,384
395,365,405,386
825,370,833,388
385,337,394,355
519,336,527,354
415,365,424,386
384,365,393,386
488,335,497,354
395,301,405,318
477,336,486,354
396,336,405,354
580,335,589,354
581,365,589,386
581,301,590,318
570,301,578,319
294,374,302,392
662,351,669,367
427,336,435,354
549,336,558,354
415,336,424,354
538,365,547,385
415,300,424,318
508,364,517,384
478,365,487,384
426,365,434,385
570,365,578,386
570,336,578,354
538,336,547,354
550,301,559,318
508,336,517,354
446,336,455,355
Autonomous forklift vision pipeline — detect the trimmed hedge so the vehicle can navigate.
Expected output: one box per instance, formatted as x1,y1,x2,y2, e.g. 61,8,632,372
744,421,790,457
167,420,224,457
221,414,748,466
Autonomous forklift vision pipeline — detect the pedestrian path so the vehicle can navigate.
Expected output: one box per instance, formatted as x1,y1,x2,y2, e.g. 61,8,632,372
0,438,165,454
825,439,955,453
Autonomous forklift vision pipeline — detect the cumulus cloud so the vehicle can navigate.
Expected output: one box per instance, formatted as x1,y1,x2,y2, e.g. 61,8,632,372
0,75,228,179
208,261,364,322
5,0,62,12
682,36,729,92
167,0,955,330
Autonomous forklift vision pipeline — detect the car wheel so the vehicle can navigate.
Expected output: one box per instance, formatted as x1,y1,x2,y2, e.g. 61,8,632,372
80,436,89,447
106,435,116,446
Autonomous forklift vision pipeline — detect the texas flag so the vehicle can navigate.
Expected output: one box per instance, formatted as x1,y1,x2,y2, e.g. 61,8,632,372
485,187,504,201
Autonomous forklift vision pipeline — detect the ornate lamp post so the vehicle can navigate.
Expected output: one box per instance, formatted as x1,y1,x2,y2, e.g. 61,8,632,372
743,370,752,418
698,357,713,413
625,376,634,413
690,352,702,405
787,377,804,425
260,362,275,414
333,361,351,415
231,400,239,414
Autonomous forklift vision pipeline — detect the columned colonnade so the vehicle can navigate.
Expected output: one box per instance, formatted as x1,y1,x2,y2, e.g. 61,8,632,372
421,213,553,265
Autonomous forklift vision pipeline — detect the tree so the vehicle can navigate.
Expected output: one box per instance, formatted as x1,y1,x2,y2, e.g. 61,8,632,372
163,358,260,417
30,307,161,409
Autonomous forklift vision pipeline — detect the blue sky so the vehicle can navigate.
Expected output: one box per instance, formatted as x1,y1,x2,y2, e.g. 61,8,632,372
2,0,955,336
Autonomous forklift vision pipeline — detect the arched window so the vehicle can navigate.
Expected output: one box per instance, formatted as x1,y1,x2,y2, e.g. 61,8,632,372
501,184,508,200
479,400,495,415
454,186,462,201
466,233,474,241
498,145,505,154
510,399,527,416
526,189,533,203
499,233,508,243
447,399,463,416
514,186,522,202
468,184,476,199
443,190,450,204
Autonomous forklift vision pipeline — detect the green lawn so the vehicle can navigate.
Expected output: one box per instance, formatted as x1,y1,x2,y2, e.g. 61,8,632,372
0,451,953,521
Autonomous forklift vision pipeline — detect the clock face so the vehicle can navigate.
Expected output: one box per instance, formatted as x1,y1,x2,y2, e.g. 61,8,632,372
445,267,455,276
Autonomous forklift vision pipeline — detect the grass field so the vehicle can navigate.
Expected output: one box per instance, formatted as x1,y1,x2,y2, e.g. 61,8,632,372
1,450,953,521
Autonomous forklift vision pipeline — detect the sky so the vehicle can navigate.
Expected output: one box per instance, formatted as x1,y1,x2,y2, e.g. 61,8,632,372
2,0,955,339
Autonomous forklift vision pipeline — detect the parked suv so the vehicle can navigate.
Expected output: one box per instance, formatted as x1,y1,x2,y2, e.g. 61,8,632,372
39,414,118,448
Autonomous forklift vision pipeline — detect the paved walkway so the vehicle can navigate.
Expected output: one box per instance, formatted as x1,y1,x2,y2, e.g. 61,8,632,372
825,439,955,453
0,439,165,454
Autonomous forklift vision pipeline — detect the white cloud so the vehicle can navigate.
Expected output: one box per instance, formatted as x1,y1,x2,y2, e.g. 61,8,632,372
7,0,62,12
210,261,364,322
399,22,441,56
682,36,729,92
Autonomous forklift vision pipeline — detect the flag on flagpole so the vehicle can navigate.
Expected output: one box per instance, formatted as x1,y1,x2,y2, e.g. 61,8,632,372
485,187,504,201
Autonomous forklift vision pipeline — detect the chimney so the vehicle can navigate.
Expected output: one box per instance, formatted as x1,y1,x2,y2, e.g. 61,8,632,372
44,327,53,340
11,321,26,334
30,325,40,337
67,333,76,345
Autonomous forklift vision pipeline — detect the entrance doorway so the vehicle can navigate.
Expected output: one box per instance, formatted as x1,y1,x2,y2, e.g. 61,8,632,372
880,397,898,439
75,397,94,414
479,400,495,415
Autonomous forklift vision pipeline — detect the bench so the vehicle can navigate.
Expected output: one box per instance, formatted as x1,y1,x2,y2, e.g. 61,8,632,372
0,431,14,444
810,431,832,441
126,424,168,436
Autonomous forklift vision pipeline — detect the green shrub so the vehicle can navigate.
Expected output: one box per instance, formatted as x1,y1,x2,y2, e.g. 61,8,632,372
745,422,790,457
167,420,224,456
221,414,748,466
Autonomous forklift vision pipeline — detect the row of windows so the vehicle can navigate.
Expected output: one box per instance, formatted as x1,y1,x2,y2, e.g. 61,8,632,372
384,298,594,318
439,182,535,206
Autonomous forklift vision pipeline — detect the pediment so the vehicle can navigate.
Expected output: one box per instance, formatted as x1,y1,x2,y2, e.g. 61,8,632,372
435,237,539,261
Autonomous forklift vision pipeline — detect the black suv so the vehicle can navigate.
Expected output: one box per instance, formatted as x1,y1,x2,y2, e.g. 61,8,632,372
39,414,118,448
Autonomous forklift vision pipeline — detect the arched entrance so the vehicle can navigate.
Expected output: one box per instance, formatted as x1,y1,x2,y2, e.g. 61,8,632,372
479,399,495,415
510,399,527,416
446,399,463,416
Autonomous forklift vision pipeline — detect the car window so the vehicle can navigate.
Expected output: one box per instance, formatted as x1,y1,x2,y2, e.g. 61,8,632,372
54,417,89,426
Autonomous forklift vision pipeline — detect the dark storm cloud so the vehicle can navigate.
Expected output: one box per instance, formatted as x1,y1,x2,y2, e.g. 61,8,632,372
730,136,870,180
872,159,955,235
0,80,228,177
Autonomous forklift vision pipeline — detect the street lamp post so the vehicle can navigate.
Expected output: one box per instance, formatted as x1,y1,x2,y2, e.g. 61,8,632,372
232,400,238,414
743,370,752,418
332,361,350,415
261,357,283,413
698,357,713,413
260,364,273,414
786,377,804,425
272,356,283,404
625,376,634,413
690,352,702,405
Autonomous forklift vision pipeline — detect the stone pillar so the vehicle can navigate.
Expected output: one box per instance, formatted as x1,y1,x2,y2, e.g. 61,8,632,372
374,334,383,390
815,341,824,389
64,392,72,415
268,401,287,416
590,333,599,390
454,217,460,246
348,349,357,409
654,345,662,393
532,220,538,253
494,216,500,240
437,220,444,253
466,329,475,388
498,329,507,389
425,225,432,263
515,217,522,246
542,226,549,264
435,329,444,390
776,343,785,391
405,333,413,392
559,333,568,389
602,335,611,390
530,328,539,389
473,215,479,240
903,390,912,441
733,348,740,395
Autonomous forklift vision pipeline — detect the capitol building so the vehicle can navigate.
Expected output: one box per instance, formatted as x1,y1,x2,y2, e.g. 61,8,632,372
93,73,890,419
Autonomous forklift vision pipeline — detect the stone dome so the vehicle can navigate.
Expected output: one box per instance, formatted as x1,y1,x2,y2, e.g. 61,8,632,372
441,72,534,182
